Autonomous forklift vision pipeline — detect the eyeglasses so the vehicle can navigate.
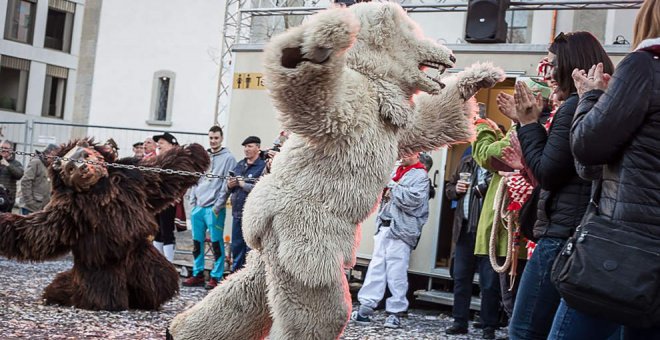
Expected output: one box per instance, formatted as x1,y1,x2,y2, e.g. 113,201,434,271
554,32,567,43
538,57,555,81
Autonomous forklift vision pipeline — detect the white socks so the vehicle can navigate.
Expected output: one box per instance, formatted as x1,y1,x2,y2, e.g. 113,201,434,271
163,244,175,263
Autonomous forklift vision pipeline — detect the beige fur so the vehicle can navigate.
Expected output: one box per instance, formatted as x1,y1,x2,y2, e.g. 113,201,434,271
170,3,504,339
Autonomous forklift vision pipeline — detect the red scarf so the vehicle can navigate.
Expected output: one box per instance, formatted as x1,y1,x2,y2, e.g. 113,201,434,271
392,161,426,182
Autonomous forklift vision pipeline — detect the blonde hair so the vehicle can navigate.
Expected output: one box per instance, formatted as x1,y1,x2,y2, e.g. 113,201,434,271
633,0,660,48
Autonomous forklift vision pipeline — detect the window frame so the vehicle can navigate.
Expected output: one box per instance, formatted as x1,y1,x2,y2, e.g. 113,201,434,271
0,55,31,113
3,0,37,45
44,1,75,53
147,70,176,126
42,65,69,119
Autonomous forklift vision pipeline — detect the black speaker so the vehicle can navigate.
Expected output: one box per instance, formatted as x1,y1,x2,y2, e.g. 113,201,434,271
465,0,510,43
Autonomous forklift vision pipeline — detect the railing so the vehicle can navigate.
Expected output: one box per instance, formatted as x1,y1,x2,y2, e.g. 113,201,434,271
0,120,208,165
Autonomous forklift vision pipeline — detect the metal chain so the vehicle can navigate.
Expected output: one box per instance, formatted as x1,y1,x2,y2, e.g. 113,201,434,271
7,150,259,183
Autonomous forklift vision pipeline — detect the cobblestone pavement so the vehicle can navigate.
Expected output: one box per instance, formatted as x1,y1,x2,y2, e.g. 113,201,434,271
0,256,508,339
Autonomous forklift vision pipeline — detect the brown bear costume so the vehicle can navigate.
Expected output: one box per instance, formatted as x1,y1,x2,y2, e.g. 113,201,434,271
0,139,209,311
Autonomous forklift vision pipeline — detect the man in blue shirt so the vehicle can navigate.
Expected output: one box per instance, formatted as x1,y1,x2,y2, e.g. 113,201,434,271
227,136,266,272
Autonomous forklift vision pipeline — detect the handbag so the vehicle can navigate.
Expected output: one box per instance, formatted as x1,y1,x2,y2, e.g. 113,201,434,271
551,180,660,328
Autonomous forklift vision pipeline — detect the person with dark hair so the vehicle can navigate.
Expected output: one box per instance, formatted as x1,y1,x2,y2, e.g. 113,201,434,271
444,147,499,339
547,2,660,339
183,126,237,290
152,132,181,262
19,144,59,215
0,140,23,210
502,31,614,340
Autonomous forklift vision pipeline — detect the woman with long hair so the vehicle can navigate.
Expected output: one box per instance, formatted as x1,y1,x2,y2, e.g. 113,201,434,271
500,31,614,340
550,1,660,339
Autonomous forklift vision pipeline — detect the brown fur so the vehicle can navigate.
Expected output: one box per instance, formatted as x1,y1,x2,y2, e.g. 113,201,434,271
0,138,209,311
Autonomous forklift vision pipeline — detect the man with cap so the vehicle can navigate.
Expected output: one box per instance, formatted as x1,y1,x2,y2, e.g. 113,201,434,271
19,144,59,215
132,142,145,159
227,135,266,272
152,132,180,262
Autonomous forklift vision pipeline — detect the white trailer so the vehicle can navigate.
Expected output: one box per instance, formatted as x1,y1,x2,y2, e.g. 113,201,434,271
186,43,628,308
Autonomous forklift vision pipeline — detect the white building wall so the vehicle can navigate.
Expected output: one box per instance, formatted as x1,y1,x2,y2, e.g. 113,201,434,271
87,0,225,134
0,0,85,124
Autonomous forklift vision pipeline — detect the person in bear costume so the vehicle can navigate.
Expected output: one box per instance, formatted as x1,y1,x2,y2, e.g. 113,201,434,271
0,138,209,311
169,2,505,339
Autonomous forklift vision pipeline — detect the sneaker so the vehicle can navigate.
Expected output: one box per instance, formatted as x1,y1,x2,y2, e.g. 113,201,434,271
350,311,371,325
482,327,496,339
205,277,219,290
445,324,468,335
182,275,205,287
383,314,401,329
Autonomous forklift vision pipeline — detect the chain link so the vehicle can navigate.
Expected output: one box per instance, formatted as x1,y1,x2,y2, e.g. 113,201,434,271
8,150,259,183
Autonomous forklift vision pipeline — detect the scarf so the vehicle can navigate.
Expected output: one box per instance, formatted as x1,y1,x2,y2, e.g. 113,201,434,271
392,161,426,182
635,37,660,54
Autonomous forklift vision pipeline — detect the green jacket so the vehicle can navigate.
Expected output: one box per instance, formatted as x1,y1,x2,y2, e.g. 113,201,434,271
471,122,526,258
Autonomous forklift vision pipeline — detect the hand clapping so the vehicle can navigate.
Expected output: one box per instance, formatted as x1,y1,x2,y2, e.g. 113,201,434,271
514,81,544,126
572,62,611,97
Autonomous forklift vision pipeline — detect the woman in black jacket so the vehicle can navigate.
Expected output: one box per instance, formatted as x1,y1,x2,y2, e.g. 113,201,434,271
503,32,614,340
548,1,660,339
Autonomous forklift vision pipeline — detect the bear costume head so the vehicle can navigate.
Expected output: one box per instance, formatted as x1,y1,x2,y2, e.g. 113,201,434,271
51,139,113,192
347,3,454,96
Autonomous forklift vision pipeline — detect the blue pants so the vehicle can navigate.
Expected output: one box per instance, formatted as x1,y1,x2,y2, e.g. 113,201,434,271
549,299,660,340
231,216,250,272
191,206,225,279
509,237,565,340
452,225,501,329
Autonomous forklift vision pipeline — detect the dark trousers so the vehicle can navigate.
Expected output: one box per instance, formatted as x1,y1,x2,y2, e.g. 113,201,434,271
499,256,527,320
155,205,176,245
509,237,565,340
231,216,250,272
452,223,501,329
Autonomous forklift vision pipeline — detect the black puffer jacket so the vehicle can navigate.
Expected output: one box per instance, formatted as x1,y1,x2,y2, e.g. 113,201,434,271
571,44,660,236
518,94,592,239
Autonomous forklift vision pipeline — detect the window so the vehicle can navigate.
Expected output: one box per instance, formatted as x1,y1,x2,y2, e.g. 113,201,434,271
156,77,170,121
42,65,68,118
44,0,76,52
506,11,532,43
4,0,36,44
0,55,30,113
148,71,175,125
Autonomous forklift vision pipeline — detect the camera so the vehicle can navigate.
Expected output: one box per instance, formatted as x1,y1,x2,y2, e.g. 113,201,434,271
260,145,281,160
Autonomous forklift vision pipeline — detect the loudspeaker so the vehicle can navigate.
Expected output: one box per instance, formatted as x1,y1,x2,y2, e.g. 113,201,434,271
465,0,510,43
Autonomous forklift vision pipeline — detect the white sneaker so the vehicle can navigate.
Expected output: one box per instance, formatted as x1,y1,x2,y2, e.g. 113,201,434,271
383,314,401,329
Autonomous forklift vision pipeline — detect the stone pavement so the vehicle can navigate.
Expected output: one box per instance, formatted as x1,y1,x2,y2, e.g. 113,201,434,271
0,256,508,339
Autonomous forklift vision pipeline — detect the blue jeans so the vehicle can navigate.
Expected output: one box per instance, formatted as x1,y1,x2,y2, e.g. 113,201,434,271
452,224,501,329
190,206,226,279
549,299,620,339
549,299,660,340
509,237,565,340
231,216,250,272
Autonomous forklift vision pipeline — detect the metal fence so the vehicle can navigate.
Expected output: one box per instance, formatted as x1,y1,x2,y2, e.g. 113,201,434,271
0,120,207,166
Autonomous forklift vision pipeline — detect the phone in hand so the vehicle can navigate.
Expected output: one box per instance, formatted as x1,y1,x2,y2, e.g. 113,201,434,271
228,170,235,177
